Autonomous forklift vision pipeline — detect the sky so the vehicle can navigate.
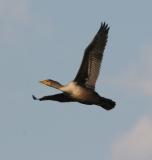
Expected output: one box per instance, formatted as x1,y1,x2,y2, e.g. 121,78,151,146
0,0,152,160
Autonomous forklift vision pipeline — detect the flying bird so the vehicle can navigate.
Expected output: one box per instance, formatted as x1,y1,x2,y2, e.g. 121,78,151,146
33,22,116,110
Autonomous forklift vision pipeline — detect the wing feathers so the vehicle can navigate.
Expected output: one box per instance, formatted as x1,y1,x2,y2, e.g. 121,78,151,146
74,22,109,89
33,93,74,102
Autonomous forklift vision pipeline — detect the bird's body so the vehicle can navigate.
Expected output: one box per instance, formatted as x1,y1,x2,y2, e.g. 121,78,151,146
60,81,99,104
33,22,116,110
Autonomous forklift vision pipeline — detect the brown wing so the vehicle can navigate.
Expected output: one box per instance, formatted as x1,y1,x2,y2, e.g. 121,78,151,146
74,22,109,90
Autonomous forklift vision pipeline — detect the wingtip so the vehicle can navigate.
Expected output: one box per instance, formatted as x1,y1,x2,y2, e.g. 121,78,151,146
32,95,38,100
101,22,110,31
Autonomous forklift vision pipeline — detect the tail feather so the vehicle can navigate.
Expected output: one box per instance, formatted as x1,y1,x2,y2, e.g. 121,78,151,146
99,96,116,110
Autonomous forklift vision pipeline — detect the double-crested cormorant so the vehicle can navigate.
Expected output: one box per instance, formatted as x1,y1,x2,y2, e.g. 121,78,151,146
33,22,116,110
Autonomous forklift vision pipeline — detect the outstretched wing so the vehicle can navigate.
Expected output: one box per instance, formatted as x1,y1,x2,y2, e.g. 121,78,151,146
74,22,109,90
33,93,74,102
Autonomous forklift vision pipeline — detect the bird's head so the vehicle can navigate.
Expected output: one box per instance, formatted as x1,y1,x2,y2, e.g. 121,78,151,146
39,79,62,89
39,79,52,87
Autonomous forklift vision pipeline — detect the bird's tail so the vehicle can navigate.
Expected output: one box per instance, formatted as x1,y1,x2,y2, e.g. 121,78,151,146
98,96,116,110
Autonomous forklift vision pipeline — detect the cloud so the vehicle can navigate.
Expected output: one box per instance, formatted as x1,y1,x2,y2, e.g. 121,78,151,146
107,45,152,96
111,115,152,160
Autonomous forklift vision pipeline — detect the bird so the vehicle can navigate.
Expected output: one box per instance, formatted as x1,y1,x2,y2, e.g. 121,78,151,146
33,22,116,110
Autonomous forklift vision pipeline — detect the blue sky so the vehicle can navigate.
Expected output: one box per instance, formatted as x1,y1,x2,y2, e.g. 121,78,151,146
0,0,152,160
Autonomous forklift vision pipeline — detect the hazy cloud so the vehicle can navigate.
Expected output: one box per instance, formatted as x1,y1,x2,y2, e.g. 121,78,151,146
111,115,152,160
0,0,52,44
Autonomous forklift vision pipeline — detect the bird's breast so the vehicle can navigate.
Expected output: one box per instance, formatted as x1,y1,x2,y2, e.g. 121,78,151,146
61,82,99,102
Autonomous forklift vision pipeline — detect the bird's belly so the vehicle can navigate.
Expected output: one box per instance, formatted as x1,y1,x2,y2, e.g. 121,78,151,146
71,87,91,98
76,93,99,105
70,86,99,103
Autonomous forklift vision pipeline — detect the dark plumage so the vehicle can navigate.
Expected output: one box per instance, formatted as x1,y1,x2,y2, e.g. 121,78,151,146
33,22,116,110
